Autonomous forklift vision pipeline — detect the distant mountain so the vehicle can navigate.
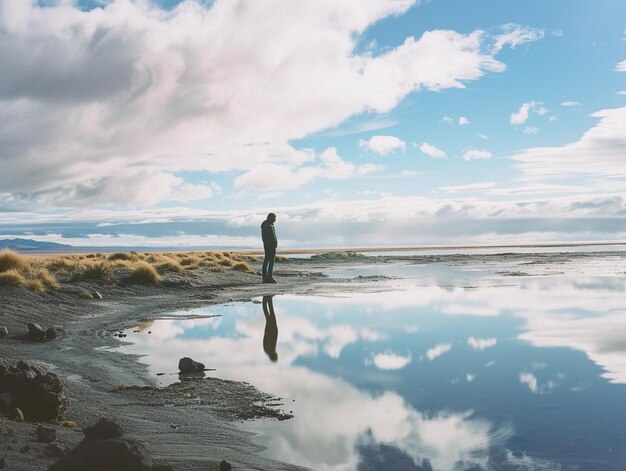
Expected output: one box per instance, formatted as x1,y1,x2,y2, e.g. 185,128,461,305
0,238,74,252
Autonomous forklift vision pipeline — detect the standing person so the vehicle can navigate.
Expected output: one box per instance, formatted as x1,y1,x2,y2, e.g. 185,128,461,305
261,212,278,283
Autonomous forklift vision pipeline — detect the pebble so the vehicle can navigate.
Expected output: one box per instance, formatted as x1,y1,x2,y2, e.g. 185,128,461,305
0,326,8,337
219,459,232,471
36,425,57,443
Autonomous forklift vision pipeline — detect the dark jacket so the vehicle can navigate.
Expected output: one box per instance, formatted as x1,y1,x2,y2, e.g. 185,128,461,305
261,220,277,248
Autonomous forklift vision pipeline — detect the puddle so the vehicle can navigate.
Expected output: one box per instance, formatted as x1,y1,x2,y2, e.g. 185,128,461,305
116,275,626,470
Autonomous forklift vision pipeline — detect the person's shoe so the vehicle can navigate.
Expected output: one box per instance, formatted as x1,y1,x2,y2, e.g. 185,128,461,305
269,278,278,283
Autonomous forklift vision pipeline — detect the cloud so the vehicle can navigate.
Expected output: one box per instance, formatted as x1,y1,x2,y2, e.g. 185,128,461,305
519,372,538,393
425,343,452,360
492,23,544,52
616,59,626,72
359,135,406,156
524,126,539,134
439,182,496,193
441,116,453,124
0,0,515,208
561,101,582,107
463,149,492,161
458,116,470,125
510,101,548,125
420,142,447,158
370,351,412,370
512,106,626,179
467,337,497,350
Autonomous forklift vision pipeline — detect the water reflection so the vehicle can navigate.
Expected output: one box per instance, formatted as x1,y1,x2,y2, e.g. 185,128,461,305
116,275,626,470
262,295,278,362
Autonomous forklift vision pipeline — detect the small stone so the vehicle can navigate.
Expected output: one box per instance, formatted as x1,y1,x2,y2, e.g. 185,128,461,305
7,407,24,422
16,360,29,370
178,357,205,374
83,417,124,439
36,425,57,443
27,323,46,341
92,291,103,299
45,327,58,340
0,326,8,337
219,459,232,471
0,393,12,409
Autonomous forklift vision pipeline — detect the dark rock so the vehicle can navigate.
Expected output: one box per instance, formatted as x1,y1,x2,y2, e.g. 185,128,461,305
219,459,232,471
0,326,8,337
178,357,205,374
0,358,67,421
37,425,57,443
45,327,58,340
48,437,152,471
44,444,67,459
7,407,24,422
27,323,46,341
0,393,12,409
83,418,124,439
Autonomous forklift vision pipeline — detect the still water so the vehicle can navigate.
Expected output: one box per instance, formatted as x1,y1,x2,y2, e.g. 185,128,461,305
118,275,626,470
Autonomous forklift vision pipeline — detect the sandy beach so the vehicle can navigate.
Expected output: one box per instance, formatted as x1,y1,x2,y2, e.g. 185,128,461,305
2,248,626,470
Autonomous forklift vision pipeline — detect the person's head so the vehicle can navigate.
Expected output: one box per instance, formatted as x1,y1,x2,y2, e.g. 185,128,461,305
266,212,277,223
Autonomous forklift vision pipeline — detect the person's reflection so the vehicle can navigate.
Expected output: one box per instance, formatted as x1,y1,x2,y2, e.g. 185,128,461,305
262,295,278,362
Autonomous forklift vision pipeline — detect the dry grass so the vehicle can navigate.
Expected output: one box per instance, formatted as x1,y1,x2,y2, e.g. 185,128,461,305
129,261,161,284
71,261,113,281
0,269,26,287
0,250,28,273
232,261,254,273
80,290,94,299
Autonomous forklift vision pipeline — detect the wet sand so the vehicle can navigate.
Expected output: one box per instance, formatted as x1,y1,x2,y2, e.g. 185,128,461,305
1,250,625,470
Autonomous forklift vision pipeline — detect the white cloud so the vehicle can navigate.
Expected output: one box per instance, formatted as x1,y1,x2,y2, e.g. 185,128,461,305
0,0,515,208
477,133,489,140
513,106,626,179
492,23,545,52
616,59,626,72
467,337,497,351
561,101,582,107
463,149,492,160
524,126,539,134
466,373,476,382
426,343,452,360
370,351,412,370
439,182,496,193
441,116,454,124
510,101,548,125
459,116,470,125
360,135,406,156
617,91,626,95
420,142,447,158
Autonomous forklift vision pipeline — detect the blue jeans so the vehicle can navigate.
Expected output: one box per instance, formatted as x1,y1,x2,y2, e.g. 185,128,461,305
263,247,276,278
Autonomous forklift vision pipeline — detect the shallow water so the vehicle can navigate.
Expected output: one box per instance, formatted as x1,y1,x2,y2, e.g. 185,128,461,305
118,274,626,470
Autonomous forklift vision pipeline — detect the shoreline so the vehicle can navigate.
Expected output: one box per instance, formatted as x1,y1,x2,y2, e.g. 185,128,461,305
2,250,626,470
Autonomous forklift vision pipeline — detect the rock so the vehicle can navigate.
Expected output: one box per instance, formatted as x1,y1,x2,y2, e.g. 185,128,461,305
19,445,30,454
219,459,232,471
46,327,58,340
27,323,46,341
92,291,103,299
37,425,57,443
0,393,12,409
48,437,152,471
0,326,8,337
178,357,205,374
83,418,124,439
7,407,24,422
0,358,67,421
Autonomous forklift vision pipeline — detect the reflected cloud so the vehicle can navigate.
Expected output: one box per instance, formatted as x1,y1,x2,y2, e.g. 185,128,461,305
425,343,452,361
368,351,412,370
467,337,497,350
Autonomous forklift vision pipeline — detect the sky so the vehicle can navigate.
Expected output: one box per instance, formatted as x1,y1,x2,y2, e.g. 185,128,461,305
0,0,625,248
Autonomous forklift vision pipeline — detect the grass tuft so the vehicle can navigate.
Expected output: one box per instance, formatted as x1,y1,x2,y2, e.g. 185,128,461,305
71,261,113,281
129,262,161,284
232,261,254,273
0,269,26,287
0,250,28,273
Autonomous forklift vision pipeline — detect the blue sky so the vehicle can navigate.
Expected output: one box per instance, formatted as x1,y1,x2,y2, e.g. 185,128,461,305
0,0,625,248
